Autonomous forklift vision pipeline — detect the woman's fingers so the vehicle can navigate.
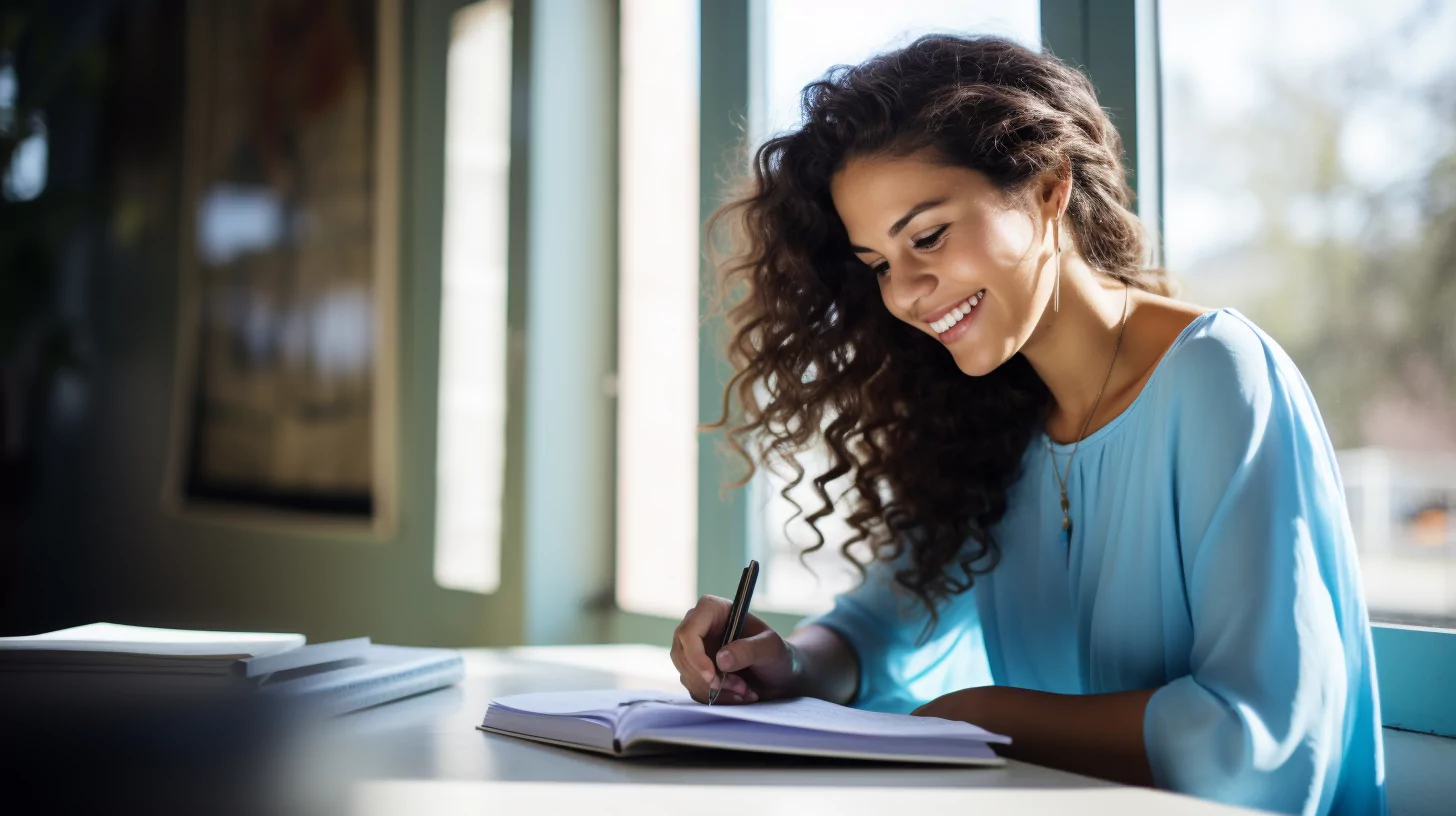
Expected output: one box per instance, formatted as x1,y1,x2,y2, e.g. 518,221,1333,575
715,627,787,675
672,595,734,698
668,647,692,686
675,595,730,681
677,666,756,704
673,646,712,700
717,672,758,704
679,670,708,702
721,674,752,696
707,688,756,705
669,647,705,702
670,598,781,705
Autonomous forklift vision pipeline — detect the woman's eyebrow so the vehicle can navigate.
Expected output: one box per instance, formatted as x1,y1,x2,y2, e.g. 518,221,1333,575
848,198,948,253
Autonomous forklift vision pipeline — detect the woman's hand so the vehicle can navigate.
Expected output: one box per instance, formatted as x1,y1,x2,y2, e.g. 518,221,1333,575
912,685,1157,786
669,595,801,704
911,686,995,723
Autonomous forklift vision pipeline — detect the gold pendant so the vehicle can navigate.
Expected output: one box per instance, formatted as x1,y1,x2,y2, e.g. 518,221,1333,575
1062,515,1070,531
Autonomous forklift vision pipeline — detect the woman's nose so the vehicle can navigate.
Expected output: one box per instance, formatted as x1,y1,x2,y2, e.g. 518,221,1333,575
886,258,939,317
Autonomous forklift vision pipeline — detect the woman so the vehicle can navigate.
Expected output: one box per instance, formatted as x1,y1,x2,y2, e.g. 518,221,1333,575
668,35,1384,815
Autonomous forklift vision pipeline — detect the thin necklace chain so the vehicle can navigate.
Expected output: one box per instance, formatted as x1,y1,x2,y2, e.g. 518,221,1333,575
1047,283,1130,550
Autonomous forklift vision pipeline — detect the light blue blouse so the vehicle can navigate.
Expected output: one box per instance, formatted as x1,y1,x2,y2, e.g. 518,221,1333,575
807,309,1385,815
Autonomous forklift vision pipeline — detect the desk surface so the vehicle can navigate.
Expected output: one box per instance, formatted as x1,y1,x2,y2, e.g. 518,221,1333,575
330,644,1258,815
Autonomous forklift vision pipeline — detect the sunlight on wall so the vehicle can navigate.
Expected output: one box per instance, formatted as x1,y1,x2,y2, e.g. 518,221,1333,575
614,0,701,616
434,0,512,594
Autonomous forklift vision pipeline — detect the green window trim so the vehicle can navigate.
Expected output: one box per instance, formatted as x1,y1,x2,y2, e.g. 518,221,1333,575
695,0,753,611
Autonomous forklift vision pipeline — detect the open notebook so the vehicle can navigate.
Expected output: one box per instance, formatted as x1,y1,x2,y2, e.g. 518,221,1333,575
480,689,1009,766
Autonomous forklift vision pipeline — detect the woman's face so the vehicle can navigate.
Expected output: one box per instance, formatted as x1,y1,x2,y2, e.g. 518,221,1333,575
830,151,1058,377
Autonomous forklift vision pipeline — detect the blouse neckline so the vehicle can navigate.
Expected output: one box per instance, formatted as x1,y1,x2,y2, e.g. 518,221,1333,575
1040,307,1229,455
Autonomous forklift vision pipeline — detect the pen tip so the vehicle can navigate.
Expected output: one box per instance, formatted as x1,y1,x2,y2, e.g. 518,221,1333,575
707,689,717,706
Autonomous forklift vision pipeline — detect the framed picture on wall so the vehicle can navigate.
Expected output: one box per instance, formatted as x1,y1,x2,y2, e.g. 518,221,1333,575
164,0,400,534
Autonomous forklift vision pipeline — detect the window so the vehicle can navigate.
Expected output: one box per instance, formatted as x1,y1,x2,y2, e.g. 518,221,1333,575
1160,0,1456,626
746,0,1042,614
614,0,701,617
433,0,512,593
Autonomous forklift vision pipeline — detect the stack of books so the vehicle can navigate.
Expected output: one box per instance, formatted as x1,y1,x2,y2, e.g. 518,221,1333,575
0,622,463,715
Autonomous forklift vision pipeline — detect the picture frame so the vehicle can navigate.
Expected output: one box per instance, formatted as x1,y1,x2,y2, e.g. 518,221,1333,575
163,0,400,536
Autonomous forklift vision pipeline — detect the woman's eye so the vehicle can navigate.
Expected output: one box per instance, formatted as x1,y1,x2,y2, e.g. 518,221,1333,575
865,225,946,276
913,225,948,250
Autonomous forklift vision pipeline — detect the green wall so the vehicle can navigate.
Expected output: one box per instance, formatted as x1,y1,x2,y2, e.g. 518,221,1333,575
13,0,620,648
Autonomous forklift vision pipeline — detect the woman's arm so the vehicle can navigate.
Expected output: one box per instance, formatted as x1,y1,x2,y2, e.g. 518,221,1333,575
802,551,993,713
783,624,860,705
912,686,1156,786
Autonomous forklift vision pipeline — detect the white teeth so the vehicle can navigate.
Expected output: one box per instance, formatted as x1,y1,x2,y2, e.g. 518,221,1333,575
932,294,982,334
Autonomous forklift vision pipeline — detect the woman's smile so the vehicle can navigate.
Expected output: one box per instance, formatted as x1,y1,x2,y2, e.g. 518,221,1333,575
927,289,986,344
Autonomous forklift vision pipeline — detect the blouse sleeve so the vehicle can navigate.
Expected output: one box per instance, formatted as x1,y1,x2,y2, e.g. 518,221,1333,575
801,547,992,714
1144,322,1359,815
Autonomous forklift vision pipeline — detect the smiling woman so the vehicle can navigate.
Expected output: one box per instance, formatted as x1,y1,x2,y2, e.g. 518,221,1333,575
673,33,1387,815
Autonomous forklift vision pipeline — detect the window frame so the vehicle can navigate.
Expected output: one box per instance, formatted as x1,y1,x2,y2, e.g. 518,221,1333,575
605,0,1456,741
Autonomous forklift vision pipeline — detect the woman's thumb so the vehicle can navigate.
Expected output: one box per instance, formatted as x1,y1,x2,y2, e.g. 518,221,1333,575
715,629,783,672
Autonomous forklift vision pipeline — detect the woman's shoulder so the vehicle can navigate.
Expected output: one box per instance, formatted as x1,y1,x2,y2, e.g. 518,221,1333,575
1159,306,1287,389
1150,304,1311,434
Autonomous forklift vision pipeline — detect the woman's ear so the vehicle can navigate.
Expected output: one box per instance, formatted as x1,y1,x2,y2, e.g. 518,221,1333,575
1036,166,1072,222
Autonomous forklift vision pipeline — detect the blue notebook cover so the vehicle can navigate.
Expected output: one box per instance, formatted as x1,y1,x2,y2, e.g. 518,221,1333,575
261,644,463,716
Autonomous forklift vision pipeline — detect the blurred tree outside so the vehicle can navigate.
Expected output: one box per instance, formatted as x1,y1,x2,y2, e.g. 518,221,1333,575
1167,0,1456,451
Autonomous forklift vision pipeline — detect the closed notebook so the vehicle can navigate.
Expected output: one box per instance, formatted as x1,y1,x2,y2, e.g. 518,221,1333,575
0,622,306,676
480,689,1009,766
0,625,461,716
262,644,464,716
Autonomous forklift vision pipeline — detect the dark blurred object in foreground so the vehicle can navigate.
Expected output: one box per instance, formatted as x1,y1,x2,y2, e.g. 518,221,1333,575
0,684,342,816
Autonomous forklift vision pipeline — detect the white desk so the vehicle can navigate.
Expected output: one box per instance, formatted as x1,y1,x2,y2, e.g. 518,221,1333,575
330,644,1260,815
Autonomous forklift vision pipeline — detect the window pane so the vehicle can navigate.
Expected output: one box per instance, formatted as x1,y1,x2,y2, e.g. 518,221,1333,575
615,0,700,616
434,0,512,594
1161,0,1456,626
749,1,1041,614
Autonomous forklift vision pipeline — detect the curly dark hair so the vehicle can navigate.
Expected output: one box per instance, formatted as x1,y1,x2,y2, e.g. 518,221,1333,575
704,34,1172,632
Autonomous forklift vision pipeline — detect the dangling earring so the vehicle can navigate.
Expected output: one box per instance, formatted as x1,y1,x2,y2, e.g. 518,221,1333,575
1052,218,1062,313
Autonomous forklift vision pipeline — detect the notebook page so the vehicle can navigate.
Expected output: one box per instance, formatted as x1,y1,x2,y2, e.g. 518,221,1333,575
484,689,689,748
489,688,688,719
619,695,1009,744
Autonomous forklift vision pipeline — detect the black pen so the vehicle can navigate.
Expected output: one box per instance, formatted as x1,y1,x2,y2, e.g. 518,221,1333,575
708,559,759,706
